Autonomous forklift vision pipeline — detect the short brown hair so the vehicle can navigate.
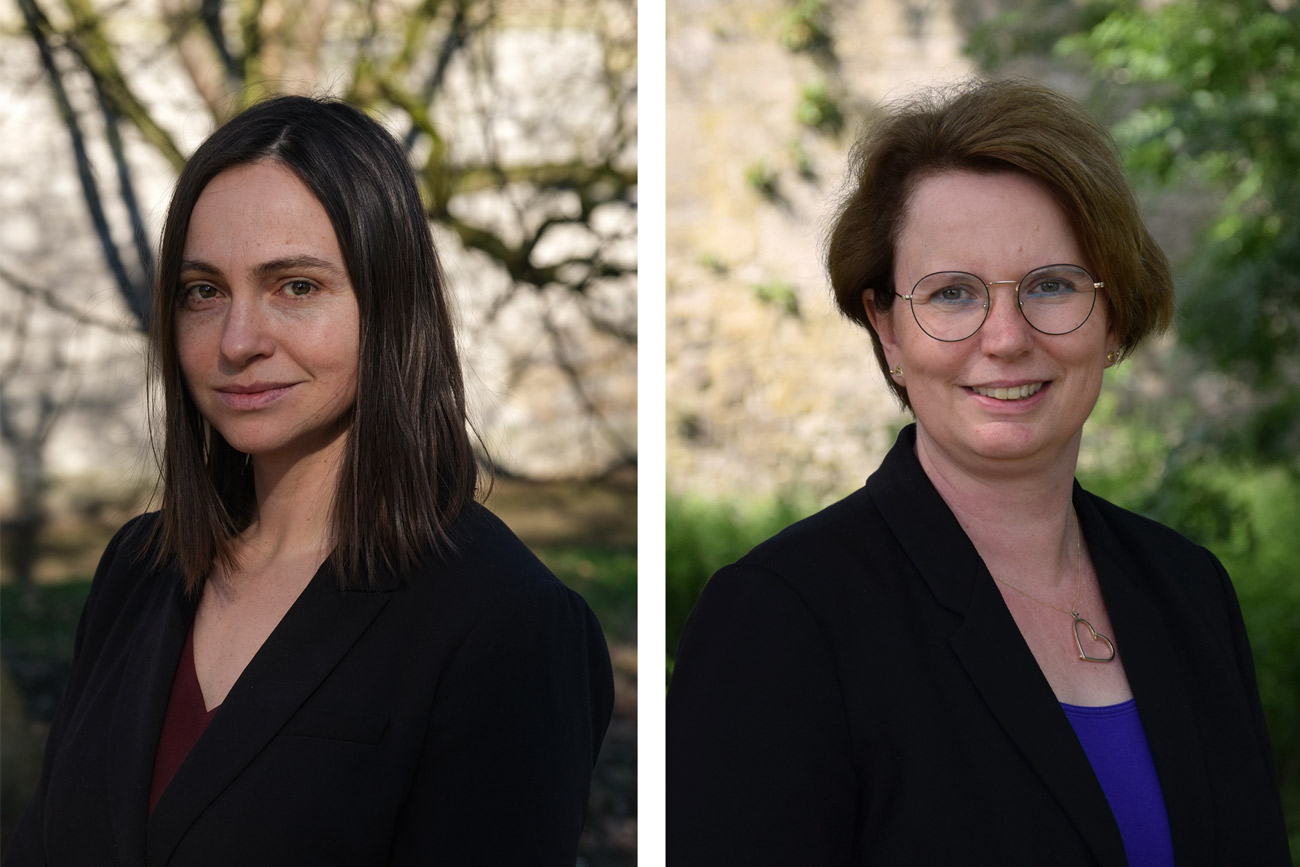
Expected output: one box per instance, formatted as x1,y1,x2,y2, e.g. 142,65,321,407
150,96,478,594
826,77,1174,409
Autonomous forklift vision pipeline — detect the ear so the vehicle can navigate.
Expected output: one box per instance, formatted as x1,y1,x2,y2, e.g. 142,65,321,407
863,289,902,367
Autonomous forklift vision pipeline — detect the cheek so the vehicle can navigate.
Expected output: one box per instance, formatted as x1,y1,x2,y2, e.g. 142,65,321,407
320,320,361,397
174,319,213,385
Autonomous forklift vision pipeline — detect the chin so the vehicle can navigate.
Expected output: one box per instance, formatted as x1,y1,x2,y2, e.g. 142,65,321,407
965,421,1045,459
974,421,1082,465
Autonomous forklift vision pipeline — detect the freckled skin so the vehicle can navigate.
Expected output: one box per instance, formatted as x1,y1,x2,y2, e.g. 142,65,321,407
176,161,361,466
866,171,1118,480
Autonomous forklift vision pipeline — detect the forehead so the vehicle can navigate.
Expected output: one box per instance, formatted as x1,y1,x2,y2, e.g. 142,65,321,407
183,161,342,263
895,170,1085,280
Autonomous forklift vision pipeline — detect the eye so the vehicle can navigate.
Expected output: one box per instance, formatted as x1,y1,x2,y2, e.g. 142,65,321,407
915,275,982,307
937,285,974,302
1024,276,1079,300
180,283,221,308
282,279,317,298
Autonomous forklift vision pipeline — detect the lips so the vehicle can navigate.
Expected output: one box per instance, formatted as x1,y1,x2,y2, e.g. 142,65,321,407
214,382,297,410
970,382,1044,401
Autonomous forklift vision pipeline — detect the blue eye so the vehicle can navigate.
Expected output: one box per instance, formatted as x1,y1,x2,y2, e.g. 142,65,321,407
916,276,982,307
1024,275,1080,301
937,285,973,302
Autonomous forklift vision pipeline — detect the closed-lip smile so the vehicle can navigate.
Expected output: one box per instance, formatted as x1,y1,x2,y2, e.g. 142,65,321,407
213,382,298,410
217,382,296,395
970,382,1044,401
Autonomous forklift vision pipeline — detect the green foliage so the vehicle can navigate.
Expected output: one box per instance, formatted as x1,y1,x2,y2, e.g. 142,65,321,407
963,0,1110,71
796,79,844,135
665,493,811,680
534,544,637,644
751,279,802,318
1058,0,1300,463
0,581,90,663
696,252,729,276
787,138,816,179
779,0,833,55
744,159,780,200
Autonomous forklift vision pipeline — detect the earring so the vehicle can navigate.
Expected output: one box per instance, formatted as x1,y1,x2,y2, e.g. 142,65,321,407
890,365,903,377
1106,351,1118,365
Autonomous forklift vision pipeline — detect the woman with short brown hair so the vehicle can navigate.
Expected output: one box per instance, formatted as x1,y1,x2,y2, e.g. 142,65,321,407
669,78,1289,865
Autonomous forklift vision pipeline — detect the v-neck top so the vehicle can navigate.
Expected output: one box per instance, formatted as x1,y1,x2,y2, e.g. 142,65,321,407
149,627,219,814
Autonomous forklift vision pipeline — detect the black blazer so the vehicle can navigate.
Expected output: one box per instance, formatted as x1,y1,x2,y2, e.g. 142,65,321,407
668,426,1290,865
8,504,613,866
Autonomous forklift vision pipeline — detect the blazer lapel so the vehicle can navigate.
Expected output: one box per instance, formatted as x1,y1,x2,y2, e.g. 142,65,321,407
145,563,392,865
866,427,1126,864
1075,492,1215,867
947,577,1127,865
106,567,195,867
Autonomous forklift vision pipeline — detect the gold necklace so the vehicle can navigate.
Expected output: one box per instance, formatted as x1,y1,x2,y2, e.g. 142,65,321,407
989,511,1116,663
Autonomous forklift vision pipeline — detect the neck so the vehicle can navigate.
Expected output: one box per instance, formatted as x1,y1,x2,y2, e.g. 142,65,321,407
216,431,348,592
915,425,1080,592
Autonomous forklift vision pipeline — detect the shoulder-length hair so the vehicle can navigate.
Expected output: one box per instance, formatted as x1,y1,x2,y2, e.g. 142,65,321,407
826,77,1175,410
150,95,478,594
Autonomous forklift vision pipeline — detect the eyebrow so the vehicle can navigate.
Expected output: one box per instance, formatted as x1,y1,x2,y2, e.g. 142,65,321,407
180,255,347,279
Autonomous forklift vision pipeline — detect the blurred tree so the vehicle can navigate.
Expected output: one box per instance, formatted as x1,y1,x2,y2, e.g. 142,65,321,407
4,0,636,580
1059,0,1300,464
17,0,636,338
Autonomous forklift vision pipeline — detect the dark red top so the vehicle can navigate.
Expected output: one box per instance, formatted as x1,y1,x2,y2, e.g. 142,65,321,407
149,627,219,814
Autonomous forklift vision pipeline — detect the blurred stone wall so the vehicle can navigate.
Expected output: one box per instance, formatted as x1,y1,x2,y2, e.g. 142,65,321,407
667,0,972,503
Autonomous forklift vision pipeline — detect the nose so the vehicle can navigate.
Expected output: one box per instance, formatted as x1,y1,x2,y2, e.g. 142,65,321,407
977,281,1033,358
219,294,275,367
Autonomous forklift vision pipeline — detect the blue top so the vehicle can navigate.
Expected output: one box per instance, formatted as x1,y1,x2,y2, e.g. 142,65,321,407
1061,699,1175,867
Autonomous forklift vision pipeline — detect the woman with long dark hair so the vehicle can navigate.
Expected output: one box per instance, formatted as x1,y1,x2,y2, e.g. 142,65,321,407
8,96,613,866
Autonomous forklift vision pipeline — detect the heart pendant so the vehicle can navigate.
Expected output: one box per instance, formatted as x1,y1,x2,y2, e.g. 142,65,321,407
1072,611,1116,663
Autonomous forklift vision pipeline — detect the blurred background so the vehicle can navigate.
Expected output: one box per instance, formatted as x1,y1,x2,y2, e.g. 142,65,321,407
665,0,1299,857
0,0,636,862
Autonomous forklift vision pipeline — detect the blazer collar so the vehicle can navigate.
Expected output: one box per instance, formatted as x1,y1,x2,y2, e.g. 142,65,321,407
105,559,393,866
865,425,1127,864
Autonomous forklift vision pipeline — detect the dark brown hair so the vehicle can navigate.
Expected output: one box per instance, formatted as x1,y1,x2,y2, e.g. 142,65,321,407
150,95,478,594
826,77,1174,409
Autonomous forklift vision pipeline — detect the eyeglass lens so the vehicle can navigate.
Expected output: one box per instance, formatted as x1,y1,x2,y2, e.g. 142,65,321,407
907,265,1098,341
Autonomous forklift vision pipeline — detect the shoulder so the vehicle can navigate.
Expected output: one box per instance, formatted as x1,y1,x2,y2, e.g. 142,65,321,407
1077,487,1237,619
80,511,170,613
412,502,570,596
101,511,163,564
737,487,882,578
683,487,895,649
394,502,602,638
1080,488,1198,548
1079,488,1221,577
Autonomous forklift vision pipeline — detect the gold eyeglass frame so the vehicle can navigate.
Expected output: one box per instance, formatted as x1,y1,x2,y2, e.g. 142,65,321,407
896,264,1103,342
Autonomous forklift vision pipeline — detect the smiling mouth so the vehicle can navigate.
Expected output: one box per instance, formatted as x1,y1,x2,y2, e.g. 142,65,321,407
971,383,1044,401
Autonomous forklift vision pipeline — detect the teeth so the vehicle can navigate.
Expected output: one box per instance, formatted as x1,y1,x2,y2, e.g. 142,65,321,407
972,383,1043,400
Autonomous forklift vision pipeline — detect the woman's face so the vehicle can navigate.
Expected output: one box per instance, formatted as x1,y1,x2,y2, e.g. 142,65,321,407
176,161,360,464
867,170,1117,476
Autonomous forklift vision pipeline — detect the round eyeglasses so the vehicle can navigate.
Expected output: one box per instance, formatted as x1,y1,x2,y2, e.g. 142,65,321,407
897,264,1102,342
